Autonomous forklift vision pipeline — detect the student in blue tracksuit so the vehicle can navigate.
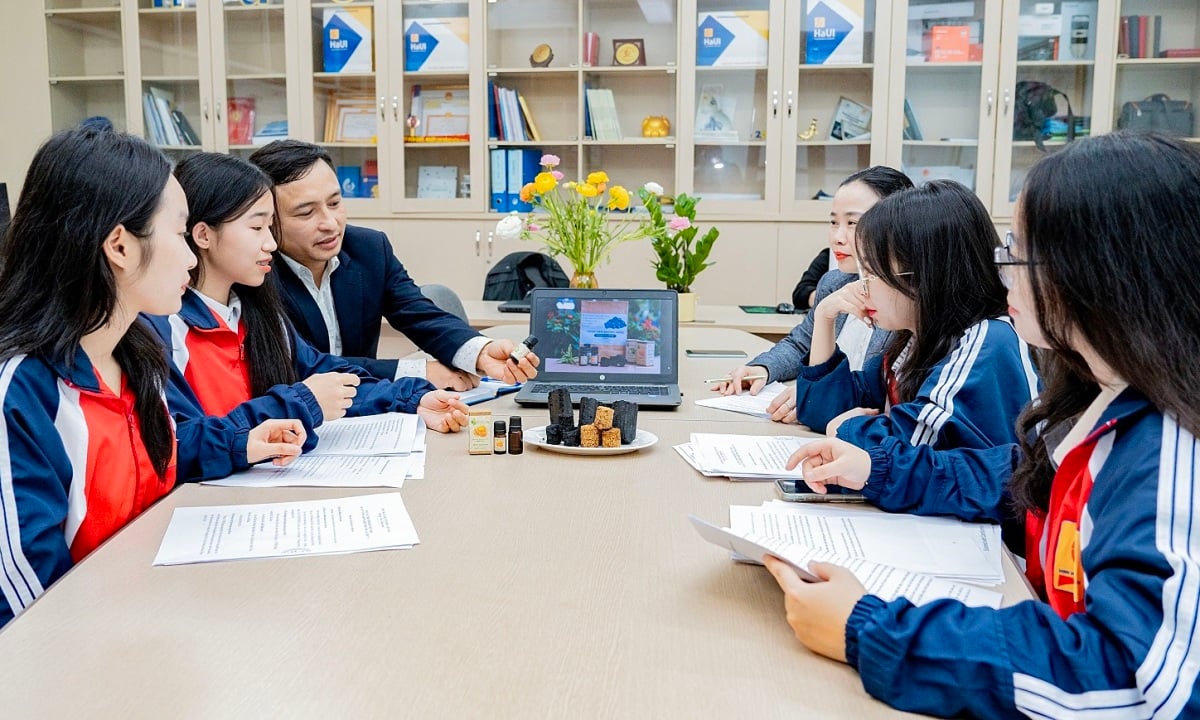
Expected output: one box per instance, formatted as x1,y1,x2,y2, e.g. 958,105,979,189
142,152,470,438
716,166,911,424
0,128,303,627
791,180,1040,459
762,132,1200,718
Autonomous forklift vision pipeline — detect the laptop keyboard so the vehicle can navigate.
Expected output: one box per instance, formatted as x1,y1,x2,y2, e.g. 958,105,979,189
529,384,670,396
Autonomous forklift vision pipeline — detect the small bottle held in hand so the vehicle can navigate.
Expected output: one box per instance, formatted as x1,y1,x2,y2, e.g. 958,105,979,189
509,335,539,364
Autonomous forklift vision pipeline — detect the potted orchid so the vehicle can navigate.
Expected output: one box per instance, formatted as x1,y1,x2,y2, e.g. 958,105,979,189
637,184,719,322
494,154,653,288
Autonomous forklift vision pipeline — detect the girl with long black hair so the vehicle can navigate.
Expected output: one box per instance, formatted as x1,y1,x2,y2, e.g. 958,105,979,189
0,128,304,627
145,152,468,436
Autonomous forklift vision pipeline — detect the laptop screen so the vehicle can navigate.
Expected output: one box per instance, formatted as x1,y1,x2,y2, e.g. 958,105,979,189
527,288,678,383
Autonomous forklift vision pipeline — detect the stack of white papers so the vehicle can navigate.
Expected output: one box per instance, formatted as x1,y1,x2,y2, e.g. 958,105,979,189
729,501,1004,585
694,382,789,418
154,493,420,566
674,432,820,481
204,414,427,489
690,515,1002,608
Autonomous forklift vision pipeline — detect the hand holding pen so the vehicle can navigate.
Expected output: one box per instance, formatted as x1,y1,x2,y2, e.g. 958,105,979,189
711,366,770,396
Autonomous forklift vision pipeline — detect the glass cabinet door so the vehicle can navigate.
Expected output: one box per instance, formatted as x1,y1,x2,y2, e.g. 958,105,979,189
45,0,128,134
396,0,475,210
890,0,1002,204
782,0,890,217
686,0,778,215
306,0,383,209
134,0,204,159
215,0,292,160
992,0,1112,217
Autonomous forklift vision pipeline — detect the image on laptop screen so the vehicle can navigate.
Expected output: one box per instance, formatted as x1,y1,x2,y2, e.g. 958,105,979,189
535,294,666,375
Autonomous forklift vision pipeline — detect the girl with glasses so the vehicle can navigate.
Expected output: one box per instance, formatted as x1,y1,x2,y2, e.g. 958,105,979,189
790,179,1039,459
717,167,912,423
142,153,470,439
764,132,1200,717
0,129,304,627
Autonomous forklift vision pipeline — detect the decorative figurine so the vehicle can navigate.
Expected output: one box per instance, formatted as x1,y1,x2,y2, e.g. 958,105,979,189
529,43,554,67
798,117,818,140
641,115,671,137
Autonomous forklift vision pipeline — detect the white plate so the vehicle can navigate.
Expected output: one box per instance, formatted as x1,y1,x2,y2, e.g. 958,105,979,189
524,425,658,456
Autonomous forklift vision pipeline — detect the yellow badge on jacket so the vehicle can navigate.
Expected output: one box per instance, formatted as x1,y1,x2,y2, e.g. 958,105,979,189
1053,520,1083,602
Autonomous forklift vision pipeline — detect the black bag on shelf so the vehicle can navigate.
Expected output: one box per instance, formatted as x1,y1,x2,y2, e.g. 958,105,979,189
1013,80,1075,151
1117,94,1195,137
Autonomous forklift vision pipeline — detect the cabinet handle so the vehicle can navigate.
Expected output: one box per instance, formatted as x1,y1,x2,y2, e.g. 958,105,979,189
488,231,494,257
786,90,794,118
379,96,386,120
1003,89,1010,116
203,100,209,121
772,90,780,118
475,231,480,257
986,90,994,117
392,96,400,122
215,103,222,122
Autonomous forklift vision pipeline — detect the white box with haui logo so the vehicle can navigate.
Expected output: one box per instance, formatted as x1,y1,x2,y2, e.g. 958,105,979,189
696,11,769,67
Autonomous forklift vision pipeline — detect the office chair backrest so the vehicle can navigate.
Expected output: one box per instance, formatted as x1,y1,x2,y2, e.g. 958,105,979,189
482,251,570,300
420,283,469,322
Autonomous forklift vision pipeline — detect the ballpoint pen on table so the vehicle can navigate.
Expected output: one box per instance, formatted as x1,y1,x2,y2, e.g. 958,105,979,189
704,374,768,384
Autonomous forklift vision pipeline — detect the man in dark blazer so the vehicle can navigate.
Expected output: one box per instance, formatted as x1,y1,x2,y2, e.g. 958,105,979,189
250,140,539,388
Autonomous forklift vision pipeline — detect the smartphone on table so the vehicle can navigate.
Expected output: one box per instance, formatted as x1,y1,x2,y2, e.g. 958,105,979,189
774,478,866,503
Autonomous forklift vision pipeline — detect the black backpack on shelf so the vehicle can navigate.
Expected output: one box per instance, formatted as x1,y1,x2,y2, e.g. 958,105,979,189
1013,80,1075,151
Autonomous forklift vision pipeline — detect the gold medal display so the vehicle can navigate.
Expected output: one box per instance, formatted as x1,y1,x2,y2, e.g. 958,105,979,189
612,39,645,66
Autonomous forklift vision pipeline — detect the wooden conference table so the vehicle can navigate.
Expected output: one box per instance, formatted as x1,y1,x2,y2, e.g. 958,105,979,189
463,300,799,342
0,327,1031,718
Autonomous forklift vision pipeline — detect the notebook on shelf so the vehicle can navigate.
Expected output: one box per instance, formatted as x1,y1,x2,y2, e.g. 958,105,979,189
513,288,682,408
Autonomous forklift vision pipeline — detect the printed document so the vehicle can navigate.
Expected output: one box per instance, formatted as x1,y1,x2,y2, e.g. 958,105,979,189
688,433,820,479
153,493,420,566
309,413,421,456
729,504,1003,584
202,455,414,489
689,516,1001,608
674,442,774,481
694,382,789,418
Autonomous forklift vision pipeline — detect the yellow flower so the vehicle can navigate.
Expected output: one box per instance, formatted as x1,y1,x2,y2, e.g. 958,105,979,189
587,171,609,185
608,185,630,210
577,183,599,198
533,172,558,194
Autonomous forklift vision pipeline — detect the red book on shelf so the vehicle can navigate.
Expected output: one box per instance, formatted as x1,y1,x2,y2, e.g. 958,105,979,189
1119,16,1129,56
1161,48,1200,58
227,97,255,145
1138,15,1148,59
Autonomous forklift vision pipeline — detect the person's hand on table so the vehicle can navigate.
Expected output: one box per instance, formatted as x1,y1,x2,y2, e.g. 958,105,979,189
425,360,479,391
825,407,879,437
246,419,306,466
476,340,539,384
785,437,871,493
417,390,470,433
715,364,768,396
766,386,798,424
302,372,360,421
763,557,865,663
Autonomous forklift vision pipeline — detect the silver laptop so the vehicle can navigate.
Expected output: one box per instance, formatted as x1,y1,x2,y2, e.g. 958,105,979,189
513,288,682,408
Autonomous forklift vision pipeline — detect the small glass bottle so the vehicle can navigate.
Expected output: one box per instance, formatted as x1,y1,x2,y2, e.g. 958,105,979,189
494,420,507,454
508,416,523,454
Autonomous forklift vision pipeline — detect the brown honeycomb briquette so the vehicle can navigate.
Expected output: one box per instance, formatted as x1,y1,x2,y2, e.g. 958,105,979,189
579,423,600,448
593,405,614,430
601,428,621,448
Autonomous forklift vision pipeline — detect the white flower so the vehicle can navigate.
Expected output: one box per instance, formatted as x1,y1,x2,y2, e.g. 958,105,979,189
495,211,523,242
643,181,664,196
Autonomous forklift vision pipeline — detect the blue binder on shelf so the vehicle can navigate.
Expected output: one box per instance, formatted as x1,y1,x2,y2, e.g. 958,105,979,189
490,148,508,212
506,148,541,212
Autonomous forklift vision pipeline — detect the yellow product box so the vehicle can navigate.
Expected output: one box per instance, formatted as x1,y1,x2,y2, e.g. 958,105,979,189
468,409,493,455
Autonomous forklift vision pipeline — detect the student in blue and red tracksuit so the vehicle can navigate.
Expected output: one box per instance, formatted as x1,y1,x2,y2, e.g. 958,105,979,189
790,180,1040,462
762,132,1200,717
0,128,305,627
142,152,470,436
